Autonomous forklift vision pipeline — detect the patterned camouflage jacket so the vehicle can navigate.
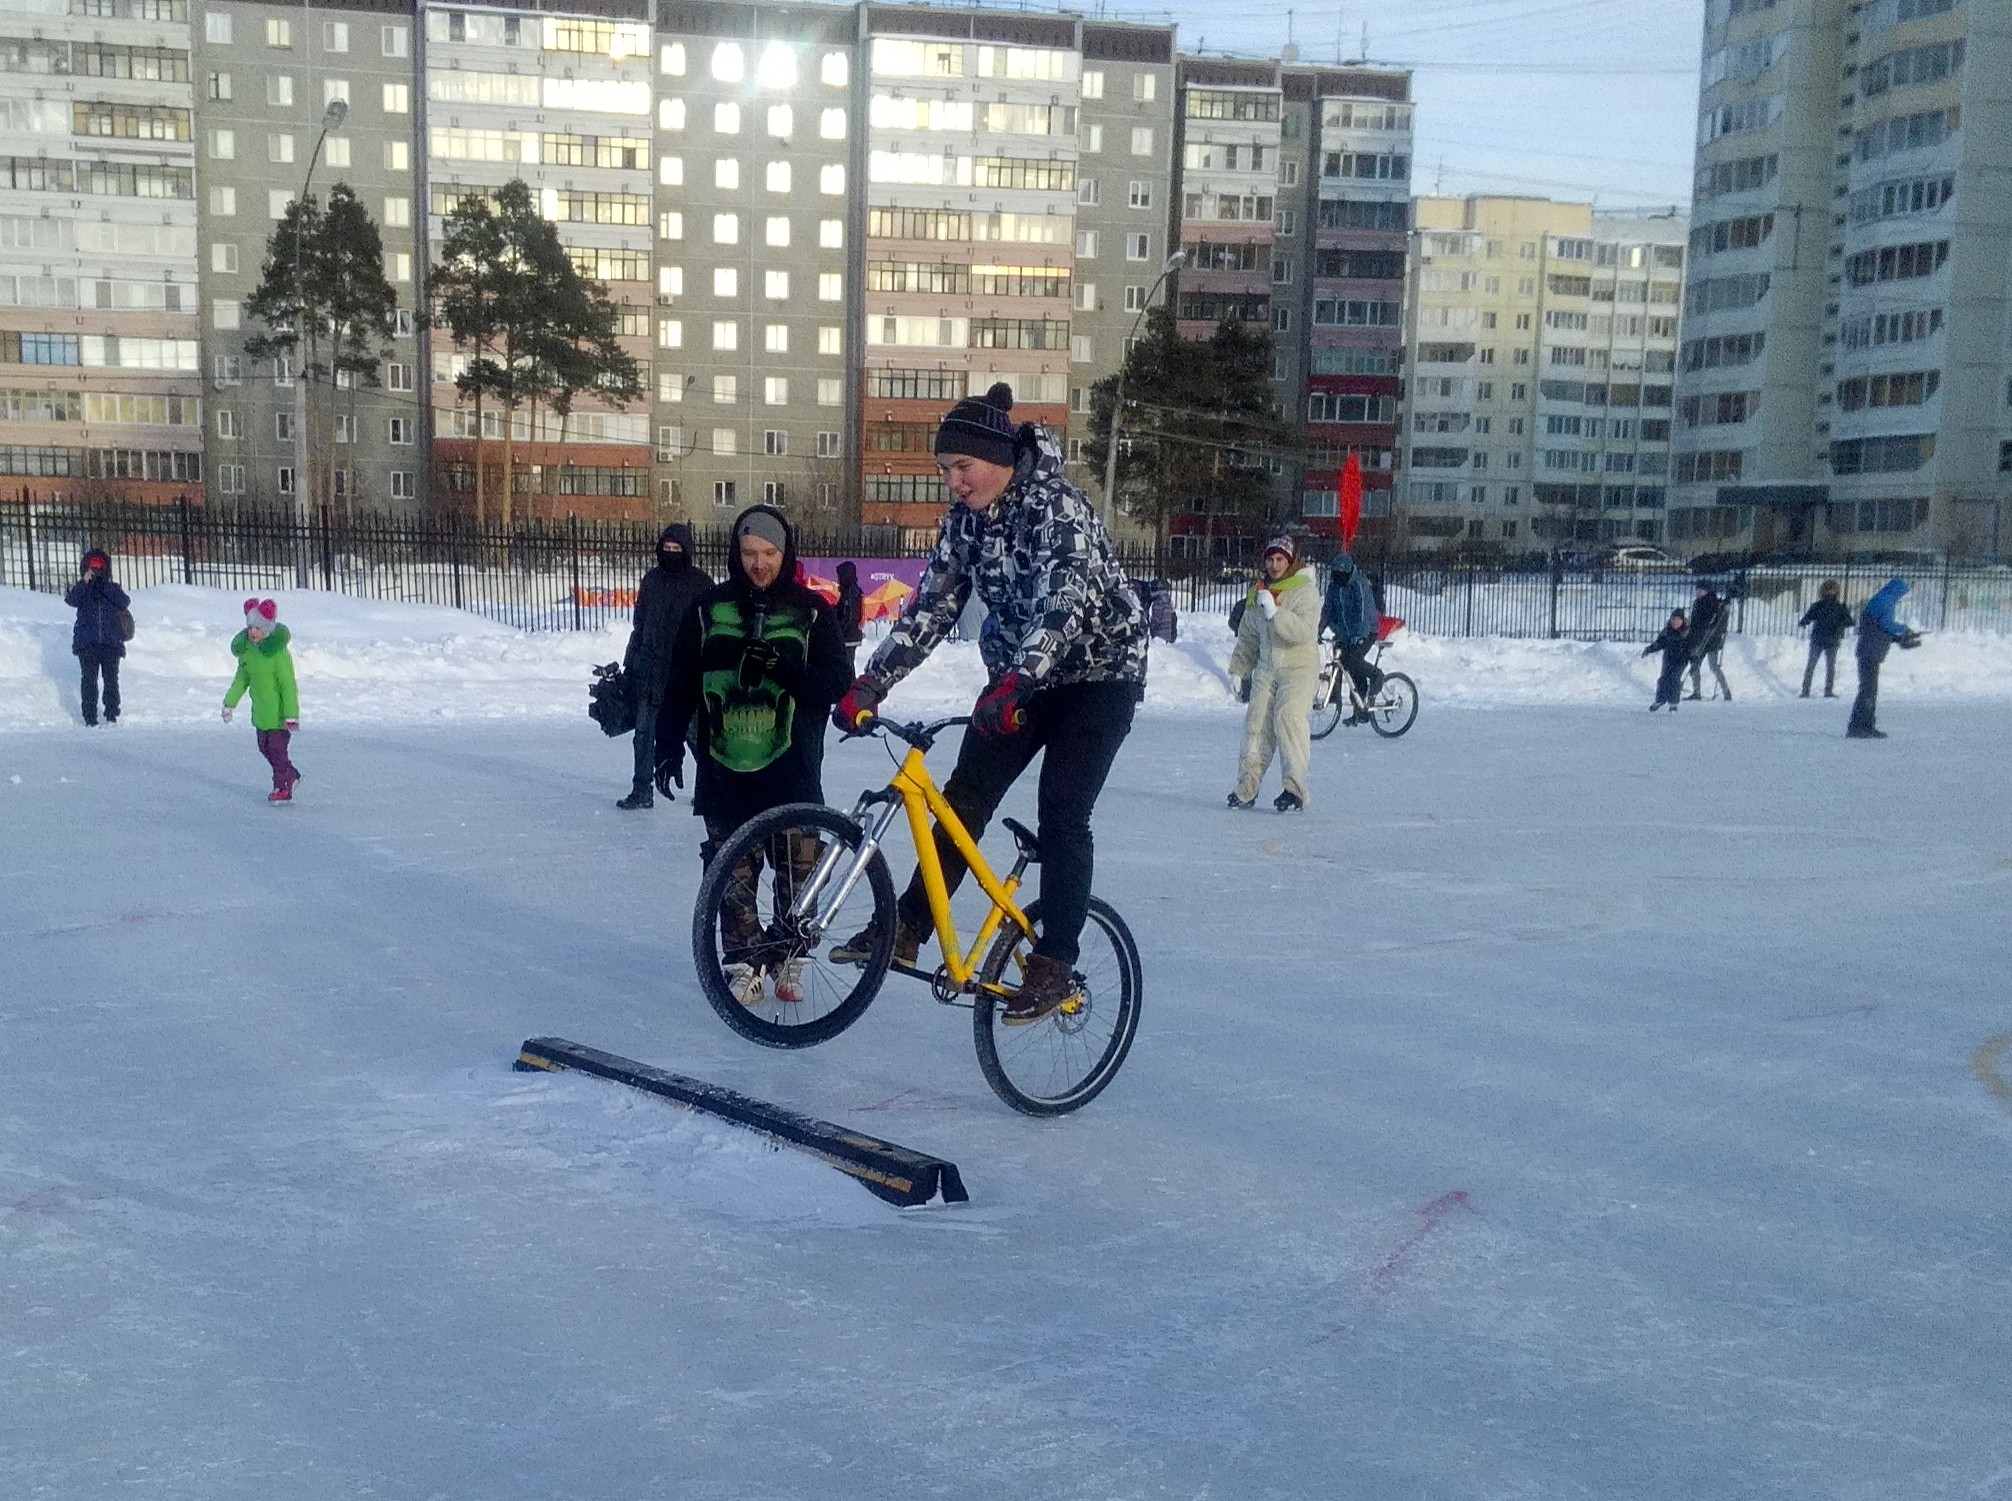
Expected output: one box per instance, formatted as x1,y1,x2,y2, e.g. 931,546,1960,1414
865,426,1147,694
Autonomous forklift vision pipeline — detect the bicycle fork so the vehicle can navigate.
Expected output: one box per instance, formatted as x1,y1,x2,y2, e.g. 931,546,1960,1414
790,792,903,934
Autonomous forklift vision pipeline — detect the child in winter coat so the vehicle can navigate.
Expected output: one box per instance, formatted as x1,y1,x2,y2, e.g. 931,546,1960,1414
65,547,130,726
1227,536,1321,811
1643,610,1689,712
221,598,302,802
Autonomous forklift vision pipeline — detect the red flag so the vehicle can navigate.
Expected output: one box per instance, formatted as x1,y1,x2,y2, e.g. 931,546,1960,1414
1339,451,1363,548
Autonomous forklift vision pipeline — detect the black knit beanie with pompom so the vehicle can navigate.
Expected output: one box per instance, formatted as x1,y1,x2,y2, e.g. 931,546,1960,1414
933,382,1019,468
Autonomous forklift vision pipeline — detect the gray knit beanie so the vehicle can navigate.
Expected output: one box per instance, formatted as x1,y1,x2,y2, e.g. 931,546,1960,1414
933,382,1019,467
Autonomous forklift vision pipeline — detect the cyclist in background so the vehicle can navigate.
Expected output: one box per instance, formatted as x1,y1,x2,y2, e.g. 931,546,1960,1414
1320,552,1384,724
831,382,1147,1025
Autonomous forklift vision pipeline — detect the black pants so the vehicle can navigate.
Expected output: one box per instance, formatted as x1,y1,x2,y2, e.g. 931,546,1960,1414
78,646,120,724
1654,657,1686,706
630,696,661,795
1334,639,1382,703
1688,648,1730,699
895,679,1136,966
1802,641,1839,696
1849,655,1880,733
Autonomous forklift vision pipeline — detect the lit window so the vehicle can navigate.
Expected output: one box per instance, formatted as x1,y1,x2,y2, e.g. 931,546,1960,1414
715,158,739,190
657,319,683,348
383,83,409,113
819,164,845,195
1081,69,1103,99
212,299,240,330
658,210,684,239
766,161,791,193
383,197,411,228
713,213,739,244
383,141,408,171
821,51,848,87
818,273,842,301
819,219,842,249
819,108,846,140
715,102,740,134
765,325,788,354
1131,127,1153,156
713,268,738,297
326,136,352,168
818,326,841,355
713,375,737,405
661,42,686,76
765,216,790,247
764,270,790,299
764,379,789,406
658,98,685,130
660,267,684,297
712,428,737,457
817,378,842,406
757,42,797,89
658,155,684,185
711,43,744,82
713,321,738,351
767,104,793,137
265,17,290,47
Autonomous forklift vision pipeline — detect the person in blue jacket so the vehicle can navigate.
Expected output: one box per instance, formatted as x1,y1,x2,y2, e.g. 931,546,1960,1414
1319,552,1383,723
65,547,129,726
1847,576,1921,739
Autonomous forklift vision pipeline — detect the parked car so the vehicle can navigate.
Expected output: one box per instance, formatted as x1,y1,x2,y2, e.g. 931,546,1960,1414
1602,543,1684,571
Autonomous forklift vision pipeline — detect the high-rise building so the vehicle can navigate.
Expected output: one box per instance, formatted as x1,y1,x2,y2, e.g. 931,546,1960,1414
653,1,856,524
0,0,204,506
1675,0,2008,559
1403,196,1686,552
194,0,423,514
422,0,656,522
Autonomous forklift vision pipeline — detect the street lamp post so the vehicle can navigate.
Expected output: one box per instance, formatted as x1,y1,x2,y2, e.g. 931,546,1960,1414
1100,251,1185,530
291,97,347,577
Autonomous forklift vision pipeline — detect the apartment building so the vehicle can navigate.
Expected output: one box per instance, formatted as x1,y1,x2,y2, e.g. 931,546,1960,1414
651,1,855,523
0,0,205,506
193,0,423,513
423,0,656,521
1293,64,1411,542
1066,20,1174,507
1403,197,1686,552
1676,0,2012,559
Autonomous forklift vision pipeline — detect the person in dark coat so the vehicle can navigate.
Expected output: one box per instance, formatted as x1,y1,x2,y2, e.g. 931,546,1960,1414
65,548,130,726
1797,579,1853,698
834,560,866,672
1685,582,1732,700
659,506,850,1005
1319,552,1385,721
1847,576,1920,739
1642,610,1690,712
615,523,712,809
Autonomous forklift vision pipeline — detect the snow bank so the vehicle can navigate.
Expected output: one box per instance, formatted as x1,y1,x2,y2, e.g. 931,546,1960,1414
3,582,2006,733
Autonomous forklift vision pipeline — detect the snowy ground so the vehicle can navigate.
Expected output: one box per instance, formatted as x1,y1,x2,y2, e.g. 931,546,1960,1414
4,587,2011,1499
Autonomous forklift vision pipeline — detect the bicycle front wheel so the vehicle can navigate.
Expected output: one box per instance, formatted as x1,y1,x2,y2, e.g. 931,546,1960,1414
1367,672,1418,738
1309,676,1344,740
973,897,1141,1116
691,802,895,1049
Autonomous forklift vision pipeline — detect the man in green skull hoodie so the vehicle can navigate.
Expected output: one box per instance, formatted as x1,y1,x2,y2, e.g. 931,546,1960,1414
659,505,851,1005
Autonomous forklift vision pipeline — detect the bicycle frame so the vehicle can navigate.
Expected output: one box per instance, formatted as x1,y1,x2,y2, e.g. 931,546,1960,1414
791,736,1034,994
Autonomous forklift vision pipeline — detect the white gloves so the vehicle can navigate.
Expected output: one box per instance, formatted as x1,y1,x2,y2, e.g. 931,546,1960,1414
220,706,233,722
1256,589,1279,620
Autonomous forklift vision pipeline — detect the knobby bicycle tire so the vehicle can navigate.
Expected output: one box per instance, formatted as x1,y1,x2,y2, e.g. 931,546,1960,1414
690,802,895,1049
1368,673,1419,738
972,896,1142,1116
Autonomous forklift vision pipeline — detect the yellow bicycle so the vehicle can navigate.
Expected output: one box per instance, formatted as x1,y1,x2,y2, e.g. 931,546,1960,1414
690,715,1142,1115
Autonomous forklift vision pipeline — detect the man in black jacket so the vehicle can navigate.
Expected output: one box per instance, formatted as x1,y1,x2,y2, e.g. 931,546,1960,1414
616,523,711,809
1685,582,1732,701
66,548,130,726
1797,579,1852,698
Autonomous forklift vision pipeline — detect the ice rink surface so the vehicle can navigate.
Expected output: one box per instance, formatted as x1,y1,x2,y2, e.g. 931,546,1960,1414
3,587,2009,1499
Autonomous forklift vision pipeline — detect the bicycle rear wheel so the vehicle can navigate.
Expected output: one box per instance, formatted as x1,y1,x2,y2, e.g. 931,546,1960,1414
691,802,895,1049
1309,675,1344,740
1367,672,1418,738
973,897,1141,1116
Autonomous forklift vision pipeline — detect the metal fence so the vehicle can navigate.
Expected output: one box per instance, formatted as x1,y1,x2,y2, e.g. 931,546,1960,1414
7,500,2011,641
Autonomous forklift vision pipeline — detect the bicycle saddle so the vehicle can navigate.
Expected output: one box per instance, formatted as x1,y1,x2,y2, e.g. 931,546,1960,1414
1001,817,1041,862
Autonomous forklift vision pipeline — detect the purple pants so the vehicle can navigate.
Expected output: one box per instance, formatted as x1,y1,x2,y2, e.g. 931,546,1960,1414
256,728,298,790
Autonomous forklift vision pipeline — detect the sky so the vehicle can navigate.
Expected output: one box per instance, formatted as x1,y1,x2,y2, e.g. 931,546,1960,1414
1111,0,1708,212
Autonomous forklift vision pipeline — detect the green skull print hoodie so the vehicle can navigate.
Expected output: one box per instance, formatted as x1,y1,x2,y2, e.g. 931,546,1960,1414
658,505,852,831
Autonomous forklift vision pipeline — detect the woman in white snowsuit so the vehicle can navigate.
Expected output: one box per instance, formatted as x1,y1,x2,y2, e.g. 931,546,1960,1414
1227,536,1321,812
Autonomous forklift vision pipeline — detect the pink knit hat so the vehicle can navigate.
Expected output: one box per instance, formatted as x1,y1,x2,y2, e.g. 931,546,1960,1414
243,597,279,633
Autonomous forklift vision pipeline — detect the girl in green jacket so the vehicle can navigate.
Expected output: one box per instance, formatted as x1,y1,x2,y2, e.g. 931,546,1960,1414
221,598,302,803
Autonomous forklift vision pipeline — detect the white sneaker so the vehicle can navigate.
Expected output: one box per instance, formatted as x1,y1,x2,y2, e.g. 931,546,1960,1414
723,962,764,1008
773,958,806,1004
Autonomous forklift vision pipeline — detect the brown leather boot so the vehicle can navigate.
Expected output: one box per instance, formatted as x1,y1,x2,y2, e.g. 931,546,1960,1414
1002,952,1083,1027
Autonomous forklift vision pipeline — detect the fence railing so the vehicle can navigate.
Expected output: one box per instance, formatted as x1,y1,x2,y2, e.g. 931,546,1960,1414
7,500,2011,641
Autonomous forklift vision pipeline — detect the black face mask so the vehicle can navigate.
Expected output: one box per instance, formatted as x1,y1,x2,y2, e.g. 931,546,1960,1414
660,549,688,571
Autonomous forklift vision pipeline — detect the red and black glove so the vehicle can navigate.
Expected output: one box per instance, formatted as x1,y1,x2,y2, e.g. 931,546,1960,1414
972,671,1032,737
832,675,883,734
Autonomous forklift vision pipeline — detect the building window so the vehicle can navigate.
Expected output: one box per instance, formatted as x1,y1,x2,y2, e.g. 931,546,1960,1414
764,271,790,300
659,156,684,187
766,161,791,193
714,268,738,297
764,378,788,406
383,83,409,114
1130,127,1154,156
820,108,846,140
817,378,842,406
764,429,788,456
713,213,739,245
820,164,845,195
818,273,842,301
714,479,737,505
265,17,291,47
765,216,790,248
277,466,295,494
661,42,687,76
1129,181,1152,209
382,25,408,58
712,43,745,82
1076,230,1098,258
764,324,788,354
818,326,841,355
659,211,684,240
764,482,787,506
207,71,232,102
821,51,847,87
712,429,737,459
819,219,842,248
1134,73,1156,102
816,431,841,458
204,10,231,43
713,374,738,404
713,321,738,351
715,158,740,190
388,417,413,445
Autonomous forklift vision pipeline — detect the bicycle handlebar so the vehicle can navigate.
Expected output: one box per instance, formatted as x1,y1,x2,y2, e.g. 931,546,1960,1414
851,713,971,751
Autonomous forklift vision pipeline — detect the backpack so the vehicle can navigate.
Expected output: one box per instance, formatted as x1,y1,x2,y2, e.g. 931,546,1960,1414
587,662,636,737
116,609,135,642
